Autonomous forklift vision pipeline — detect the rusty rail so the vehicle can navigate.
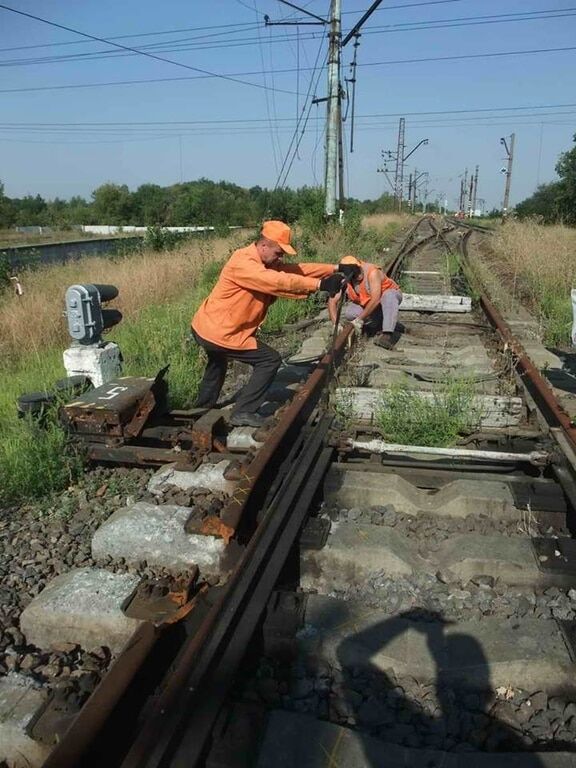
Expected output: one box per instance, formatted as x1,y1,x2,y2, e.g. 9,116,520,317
458,228,576,455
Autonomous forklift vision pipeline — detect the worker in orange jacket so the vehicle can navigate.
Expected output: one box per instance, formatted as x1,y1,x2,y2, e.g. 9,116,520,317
191,220,345,427
328,255,402,349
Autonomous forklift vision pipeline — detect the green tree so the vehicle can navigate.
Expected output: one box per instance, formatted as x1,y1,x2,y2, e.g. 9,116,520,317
91,183,134,225
515,182,563,223
555,135,576,224
132,184,169,225
0,181,16,228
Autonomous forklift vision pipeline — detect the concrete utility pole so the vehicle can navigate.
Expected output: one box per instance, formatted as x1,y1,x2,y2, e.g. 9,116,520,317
324,0,341,218
394,117,405,211
471,165,479,216
379,119,427,213
275,0,386,218
501,133,515,220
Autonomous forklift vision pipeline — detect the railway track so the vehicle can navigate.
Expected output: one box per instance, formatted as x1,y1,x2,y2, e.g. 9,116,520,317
3,215,576,767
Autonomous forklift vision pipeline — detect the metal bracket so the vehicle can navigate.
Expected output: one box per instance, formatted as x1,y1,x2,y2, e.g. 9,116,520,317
262,591,307,660
532,537,576,574
558,620,576,663
299,517,330,550
123,571,198,625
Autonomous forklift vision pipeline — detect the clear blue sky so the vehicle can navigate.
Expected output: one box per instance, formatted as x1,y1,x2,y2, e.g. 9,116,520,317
0,0,575,212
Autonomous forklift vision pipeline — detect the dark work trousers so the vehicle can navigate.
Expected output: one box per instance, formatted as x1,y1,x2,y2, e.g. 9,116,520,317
192,329,282,414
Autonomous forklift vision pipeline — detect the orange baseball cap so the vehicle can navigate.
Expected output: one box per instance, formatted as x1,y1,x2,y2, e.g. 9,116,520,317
261,220,297,256
340,255,361,265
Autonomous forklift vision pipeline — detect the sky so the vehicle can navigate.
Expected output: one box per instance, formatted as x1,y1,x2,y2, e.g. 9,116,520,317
0,0,575,212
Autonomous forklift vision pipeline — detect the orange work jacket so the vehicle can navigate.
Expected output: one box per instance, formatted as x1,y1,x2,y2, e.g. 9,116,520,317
192,243,335,350
345,261,399,308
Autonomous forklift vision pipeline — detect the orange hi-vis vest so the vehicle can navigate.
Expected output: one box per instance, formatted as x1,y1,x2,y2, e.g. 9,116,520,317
192,243,335,350
345,261,399,308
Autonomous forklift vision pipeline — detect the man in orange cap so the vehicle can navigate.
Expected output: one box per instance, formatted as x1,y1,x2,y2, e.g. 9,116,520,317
328,255,402,350
191,220,345,427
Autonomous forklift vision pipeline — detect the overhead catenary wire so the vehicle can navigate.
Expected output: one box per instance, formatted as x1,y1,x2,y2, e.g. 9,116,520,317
0,0,471,57
2,42,574,97
0,3,297,95
273,36,327,191
2,9,575,67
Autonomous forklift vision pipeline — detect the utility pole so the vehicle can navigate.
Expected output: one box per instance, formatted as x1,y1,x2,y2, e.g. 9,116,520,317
272,0,385,219
501,133,515,221
462,168,468,215
380,121,428,213
413,170,429,211
471,165,479,217
324,0,341,219
394,117,405,211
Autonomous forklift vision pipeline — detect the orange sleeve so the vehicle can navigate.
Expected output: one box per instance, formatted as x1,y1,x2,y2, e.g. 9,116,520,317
229,258,319,297
278,262,336,279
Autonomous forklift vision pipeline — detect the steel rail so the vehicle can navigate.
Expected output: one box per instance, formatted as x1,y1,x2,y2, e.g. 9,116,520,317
458,228,576,455
120,419,334,768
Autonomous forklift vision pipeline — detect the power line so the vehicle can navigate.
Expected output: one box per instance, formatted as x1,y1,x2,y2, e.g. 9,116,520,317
0,21,262,54
0,0,470,58
3,103,575,127
2,44,574,97
0,3,296,95
2,9,573,67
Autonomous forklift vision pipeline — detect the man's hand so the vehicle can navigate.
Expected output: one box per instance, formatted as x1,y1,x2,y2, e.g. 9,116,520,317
319,272,346,297
350,317,364,334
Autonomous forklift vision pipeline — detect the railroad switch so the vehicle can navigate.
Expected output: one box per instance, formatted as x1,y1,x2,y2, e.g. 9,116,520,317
123,569,199,625
59,366,233,465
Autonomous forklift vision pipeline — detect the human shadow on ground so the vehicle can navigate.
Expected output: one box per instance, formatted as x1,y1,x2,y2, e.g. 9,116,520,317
336,609,546,766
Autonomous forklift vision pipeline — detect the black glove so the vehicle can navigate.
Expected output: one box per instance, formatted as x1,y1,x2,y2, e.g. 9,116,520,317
319,272,346,297
338,263,362,282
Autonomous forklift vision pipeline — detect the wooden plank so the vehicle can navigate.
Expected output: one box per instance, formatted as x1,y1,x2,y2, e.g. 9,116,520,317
333,387,524,428
400,293,472,312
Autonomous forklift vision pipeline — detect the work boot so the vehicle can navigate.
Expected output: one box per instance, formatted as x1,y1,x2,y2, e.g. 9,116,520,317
373,332,394,350
229,411,267,428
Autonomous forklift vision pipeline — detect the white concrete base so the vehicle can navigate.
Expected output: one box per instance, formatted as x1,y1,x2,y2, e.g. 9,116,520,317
325,467,519,519
0,674,51,768
257,710,576,768
334,387,523,429
147,461,237,497
91,501,226,573
400,294,472,312
63,342,122,387
302,595,575,691
227,426,264,450
20,569,141,655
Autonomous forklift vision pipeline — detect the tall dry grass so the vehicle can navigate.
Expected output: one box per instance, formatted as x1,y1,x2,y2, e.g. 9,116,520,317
362,213,413,231
0,232,247,365
490,219,576,345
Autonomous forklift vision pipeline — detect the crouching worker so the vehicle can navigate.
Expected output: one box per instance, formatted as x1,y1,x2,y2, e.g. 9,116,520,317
191,220,346,427
328,255,402,350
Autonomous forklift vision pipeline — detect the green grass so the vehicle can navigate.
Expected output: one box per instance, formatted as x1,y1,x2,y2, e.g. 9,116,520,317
537,288,573,348
0,259,224,506
373,378,478,447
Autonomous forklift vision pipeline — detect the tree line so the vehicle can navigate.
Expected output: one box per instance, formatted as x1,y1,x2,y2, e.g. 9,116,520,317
0,178,399,230
515,133,576,224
